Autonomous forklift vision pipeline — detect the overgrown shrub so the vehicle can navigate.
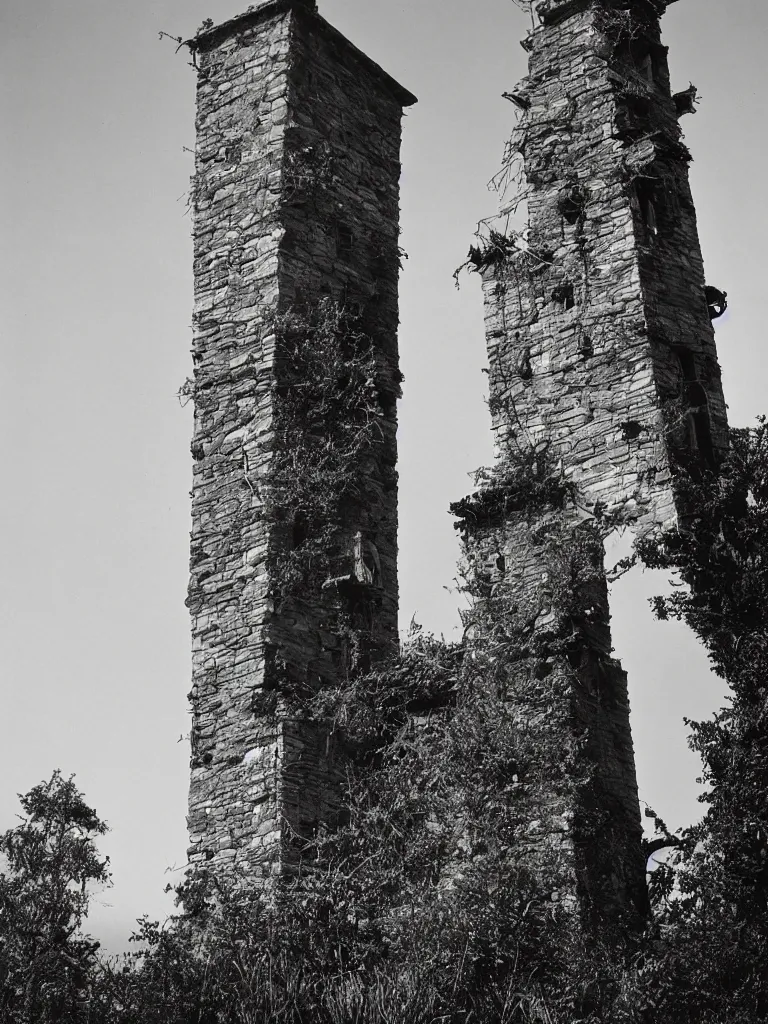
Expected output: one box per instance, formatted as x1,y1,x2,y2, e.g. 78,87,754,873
628,419,768,1023
0,773,109,1023
266,300,386,605
7,422,768,1022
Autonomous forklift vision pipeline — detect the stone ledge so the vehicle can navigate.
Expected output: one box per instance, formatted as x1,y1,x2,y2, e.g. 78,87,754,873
186,2,417,108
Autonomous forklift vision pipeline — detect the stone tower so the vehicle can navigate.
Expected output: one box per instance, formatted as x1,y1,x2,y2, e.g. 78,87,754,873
454,0,727,925
184,1,415,879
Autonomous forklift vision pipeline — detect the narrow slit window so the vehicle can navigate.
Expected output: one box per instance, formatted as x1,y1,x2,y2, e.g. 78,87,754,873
635,180,659,238
639,52,654,85
676,349,716,468
336,223,353,263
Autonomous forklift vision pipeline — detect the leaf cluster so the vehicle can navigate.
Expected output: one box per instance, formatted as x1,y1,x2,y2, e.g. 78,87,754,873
451,446,576,539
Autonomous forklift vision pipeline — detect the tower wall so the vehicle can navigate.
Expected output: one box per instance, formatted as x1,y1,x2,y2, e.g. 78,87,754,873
484,0,727,533
456,509,649,922
185,0,414,879
458,0,728,924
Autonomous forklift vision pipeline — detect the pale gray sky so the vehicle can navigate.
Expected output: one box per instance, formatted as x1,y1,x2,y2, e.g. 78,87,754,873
0,0,764,951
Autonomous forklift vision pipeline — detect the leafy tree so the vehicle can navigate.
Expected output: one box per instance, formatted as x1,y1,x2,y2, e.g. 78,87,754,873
0,771,110,1022
631,420,768,1022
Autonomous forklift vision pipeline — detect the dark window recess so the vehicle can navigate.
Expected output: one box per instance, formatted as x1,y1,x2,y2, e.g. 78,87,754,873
620,421,645,441
618,36,665,88
496,554,506,573
638,52,655,85
339,289,363,318
292,510,309,549
622,94,651,117
517,346,533,380
635,179,659,238
552,283,575,310
370,250,389,284
336,223,353,262
676,349,716,468
615,93,652,139
558,184,588,225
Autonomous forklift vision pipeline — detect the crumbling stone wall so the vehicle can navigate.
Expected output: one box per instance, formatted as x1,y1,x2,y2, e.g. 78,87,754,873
454,499,648,923
457,0,728,925
185,0,414,879
482,0,727,532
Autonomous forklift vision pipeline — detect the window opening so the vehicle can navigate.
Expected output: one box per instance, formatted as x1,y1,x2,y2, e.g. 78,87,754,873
638,52,654,84
676,349,715,468
615,92,652,140
558,184,587,225
635,180,659,238
336,223,353,263
552,283,575,310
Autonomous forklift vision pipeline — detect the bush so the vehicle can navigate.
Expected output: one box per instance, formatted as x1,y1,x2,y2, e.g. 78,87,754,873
0,772,109,1023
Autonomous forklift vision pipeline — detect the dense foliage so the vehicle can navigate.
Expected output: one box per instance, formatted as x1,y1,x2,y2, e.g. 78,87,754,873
629,419,768,1022
0,773,109,1022
267,300,387,607
4,422,768,1021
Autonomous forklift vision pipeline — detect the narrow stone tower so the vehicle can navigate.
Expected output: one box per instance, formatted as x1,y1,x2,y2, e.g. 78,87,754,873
184,1,415,879
454,0,727,926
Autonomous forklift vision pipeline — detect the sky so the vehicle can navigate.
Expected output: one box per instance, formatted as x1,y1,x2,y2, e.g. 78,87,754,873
0,0,766,952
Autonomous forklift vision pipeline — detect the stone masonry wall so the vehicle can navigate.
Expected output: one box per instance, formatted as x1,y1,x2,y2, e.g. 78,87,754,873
483,0,727,534
457,507,648,923
185,0,414,880
458,0,728,925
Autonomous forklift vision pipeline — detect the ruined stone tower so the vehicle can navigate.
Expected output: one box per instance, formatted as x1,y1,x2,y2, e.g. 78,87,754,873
453,0,728,924
185,0,415,879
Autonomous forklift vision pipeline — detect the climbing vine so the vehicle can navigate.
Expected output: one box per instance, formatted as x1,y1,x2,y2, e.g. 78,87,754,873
264,299,388,607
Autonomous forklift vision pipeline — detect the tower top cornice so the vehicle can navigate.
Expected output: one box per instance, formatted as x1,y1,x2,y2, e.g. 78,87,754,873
185,1,416,108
